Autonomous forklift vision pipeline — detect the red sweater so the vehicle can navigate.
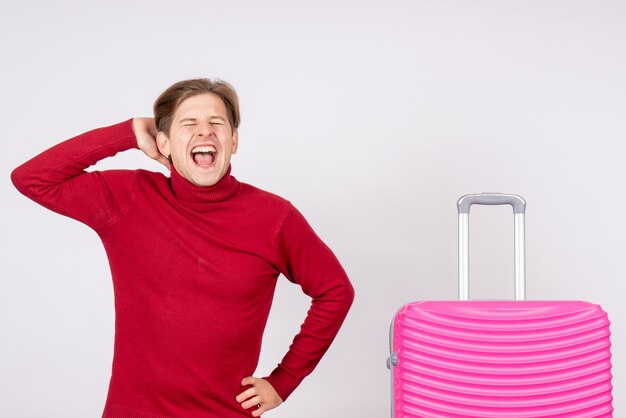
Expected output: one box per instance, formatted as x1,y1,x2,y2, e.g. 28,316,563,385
11,120,354,418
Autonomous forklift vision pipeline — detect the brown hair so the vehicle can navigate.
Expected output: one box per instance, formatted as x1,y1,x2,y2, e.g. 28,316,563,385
153,78,240,135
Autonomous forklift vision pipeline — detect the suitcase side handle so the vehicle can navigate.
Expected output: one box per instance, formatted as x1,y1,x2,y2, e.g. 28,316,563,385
457,193,526,301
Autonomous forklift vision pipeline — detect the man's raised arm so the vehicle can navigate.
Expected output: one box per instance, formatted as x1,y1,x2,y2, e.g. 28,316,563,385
11,119,167,231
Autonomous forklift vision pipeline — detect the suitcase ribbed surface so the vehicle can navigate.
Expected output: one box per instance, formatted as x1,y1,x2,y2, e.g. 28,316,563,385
392,301,613,417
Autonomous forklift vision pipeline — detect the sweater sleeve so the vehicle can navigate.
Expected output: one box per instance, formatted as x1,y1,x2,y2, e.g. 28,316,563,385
264,206,355,401
10,119,140,231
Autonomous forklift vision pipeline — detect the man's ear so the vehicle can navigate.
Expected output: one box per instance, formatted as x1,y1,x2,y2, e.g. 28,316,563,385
156,131,171,158
231,128,239,154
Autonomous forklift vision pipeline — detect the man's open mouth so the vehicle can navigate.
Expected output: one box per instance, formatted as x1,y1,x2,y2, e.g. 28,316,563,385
191,145,216,167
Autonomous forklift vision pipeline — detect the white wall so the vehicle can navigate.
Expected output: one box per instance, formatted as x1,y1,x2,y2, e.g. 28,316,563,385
1,1,624,416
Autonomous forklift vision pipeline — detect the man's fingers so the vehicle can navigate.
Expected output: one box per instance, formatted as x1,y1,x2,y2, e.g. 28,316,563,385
235,387,257,403
241,376,256,386
251,404,264,418
237,376,282,416
133,118,169,168
241,395,262,410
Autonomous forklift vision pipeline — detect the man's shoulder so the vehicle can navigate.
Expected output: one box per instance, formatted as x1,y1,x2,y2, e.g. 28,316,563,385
132,169,169,183
124,169,170,192
237,181,293,211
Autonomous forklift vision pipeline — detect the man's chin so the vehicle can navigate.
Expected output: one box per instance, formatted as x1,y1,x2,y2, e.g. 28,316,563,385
189,171,224,187
173,161,228,187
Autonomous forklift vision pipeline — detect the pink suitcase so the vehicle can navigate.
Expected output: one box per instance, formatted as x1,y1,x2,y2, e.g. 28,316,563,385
388,194,614,417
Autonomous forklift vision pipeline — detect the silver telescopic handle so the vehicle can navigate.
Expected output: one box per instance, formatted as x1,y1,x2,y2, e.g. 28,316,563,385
457,193,527,301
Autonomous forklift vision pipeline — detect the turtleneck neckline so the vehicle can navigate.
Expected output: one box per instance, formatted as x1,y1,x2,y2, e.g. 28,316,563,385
169,165,240,204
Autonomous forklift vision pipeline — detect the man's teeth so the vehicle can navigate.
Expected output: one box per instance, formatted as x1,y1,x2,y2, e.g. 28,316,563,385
192,145,216,154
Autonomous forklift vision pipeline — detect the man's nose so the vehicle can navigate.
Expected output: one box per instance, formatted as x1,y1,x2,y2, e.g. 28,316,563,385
197,122,213,136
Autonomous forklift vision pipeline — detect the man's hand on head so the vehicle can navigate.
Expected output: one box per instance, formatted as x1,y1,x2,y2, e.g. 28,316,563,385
132,118,170,169
236,377,283,417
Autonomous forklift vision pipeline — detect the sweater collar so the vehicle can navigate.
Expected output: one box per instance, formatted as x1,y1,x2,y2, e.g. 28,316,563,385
169,164,240,204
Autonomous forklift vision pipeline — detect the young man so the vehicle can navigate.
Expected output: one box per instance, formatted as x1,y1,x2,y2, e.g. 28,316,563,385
11,79,354,417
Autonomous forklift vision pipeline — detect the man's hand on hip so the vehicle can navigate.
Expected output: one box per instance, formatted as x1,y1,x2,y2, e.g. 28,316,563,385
236,376,283,417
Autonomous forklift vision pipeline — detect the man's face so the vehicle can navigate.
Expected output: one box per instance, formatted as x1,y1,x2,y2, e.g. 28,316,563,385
157,93,238,187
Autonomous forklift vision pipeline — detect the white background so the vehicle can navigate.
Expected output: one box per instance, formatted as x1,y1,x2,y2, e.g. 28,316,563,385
1,1,624,416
